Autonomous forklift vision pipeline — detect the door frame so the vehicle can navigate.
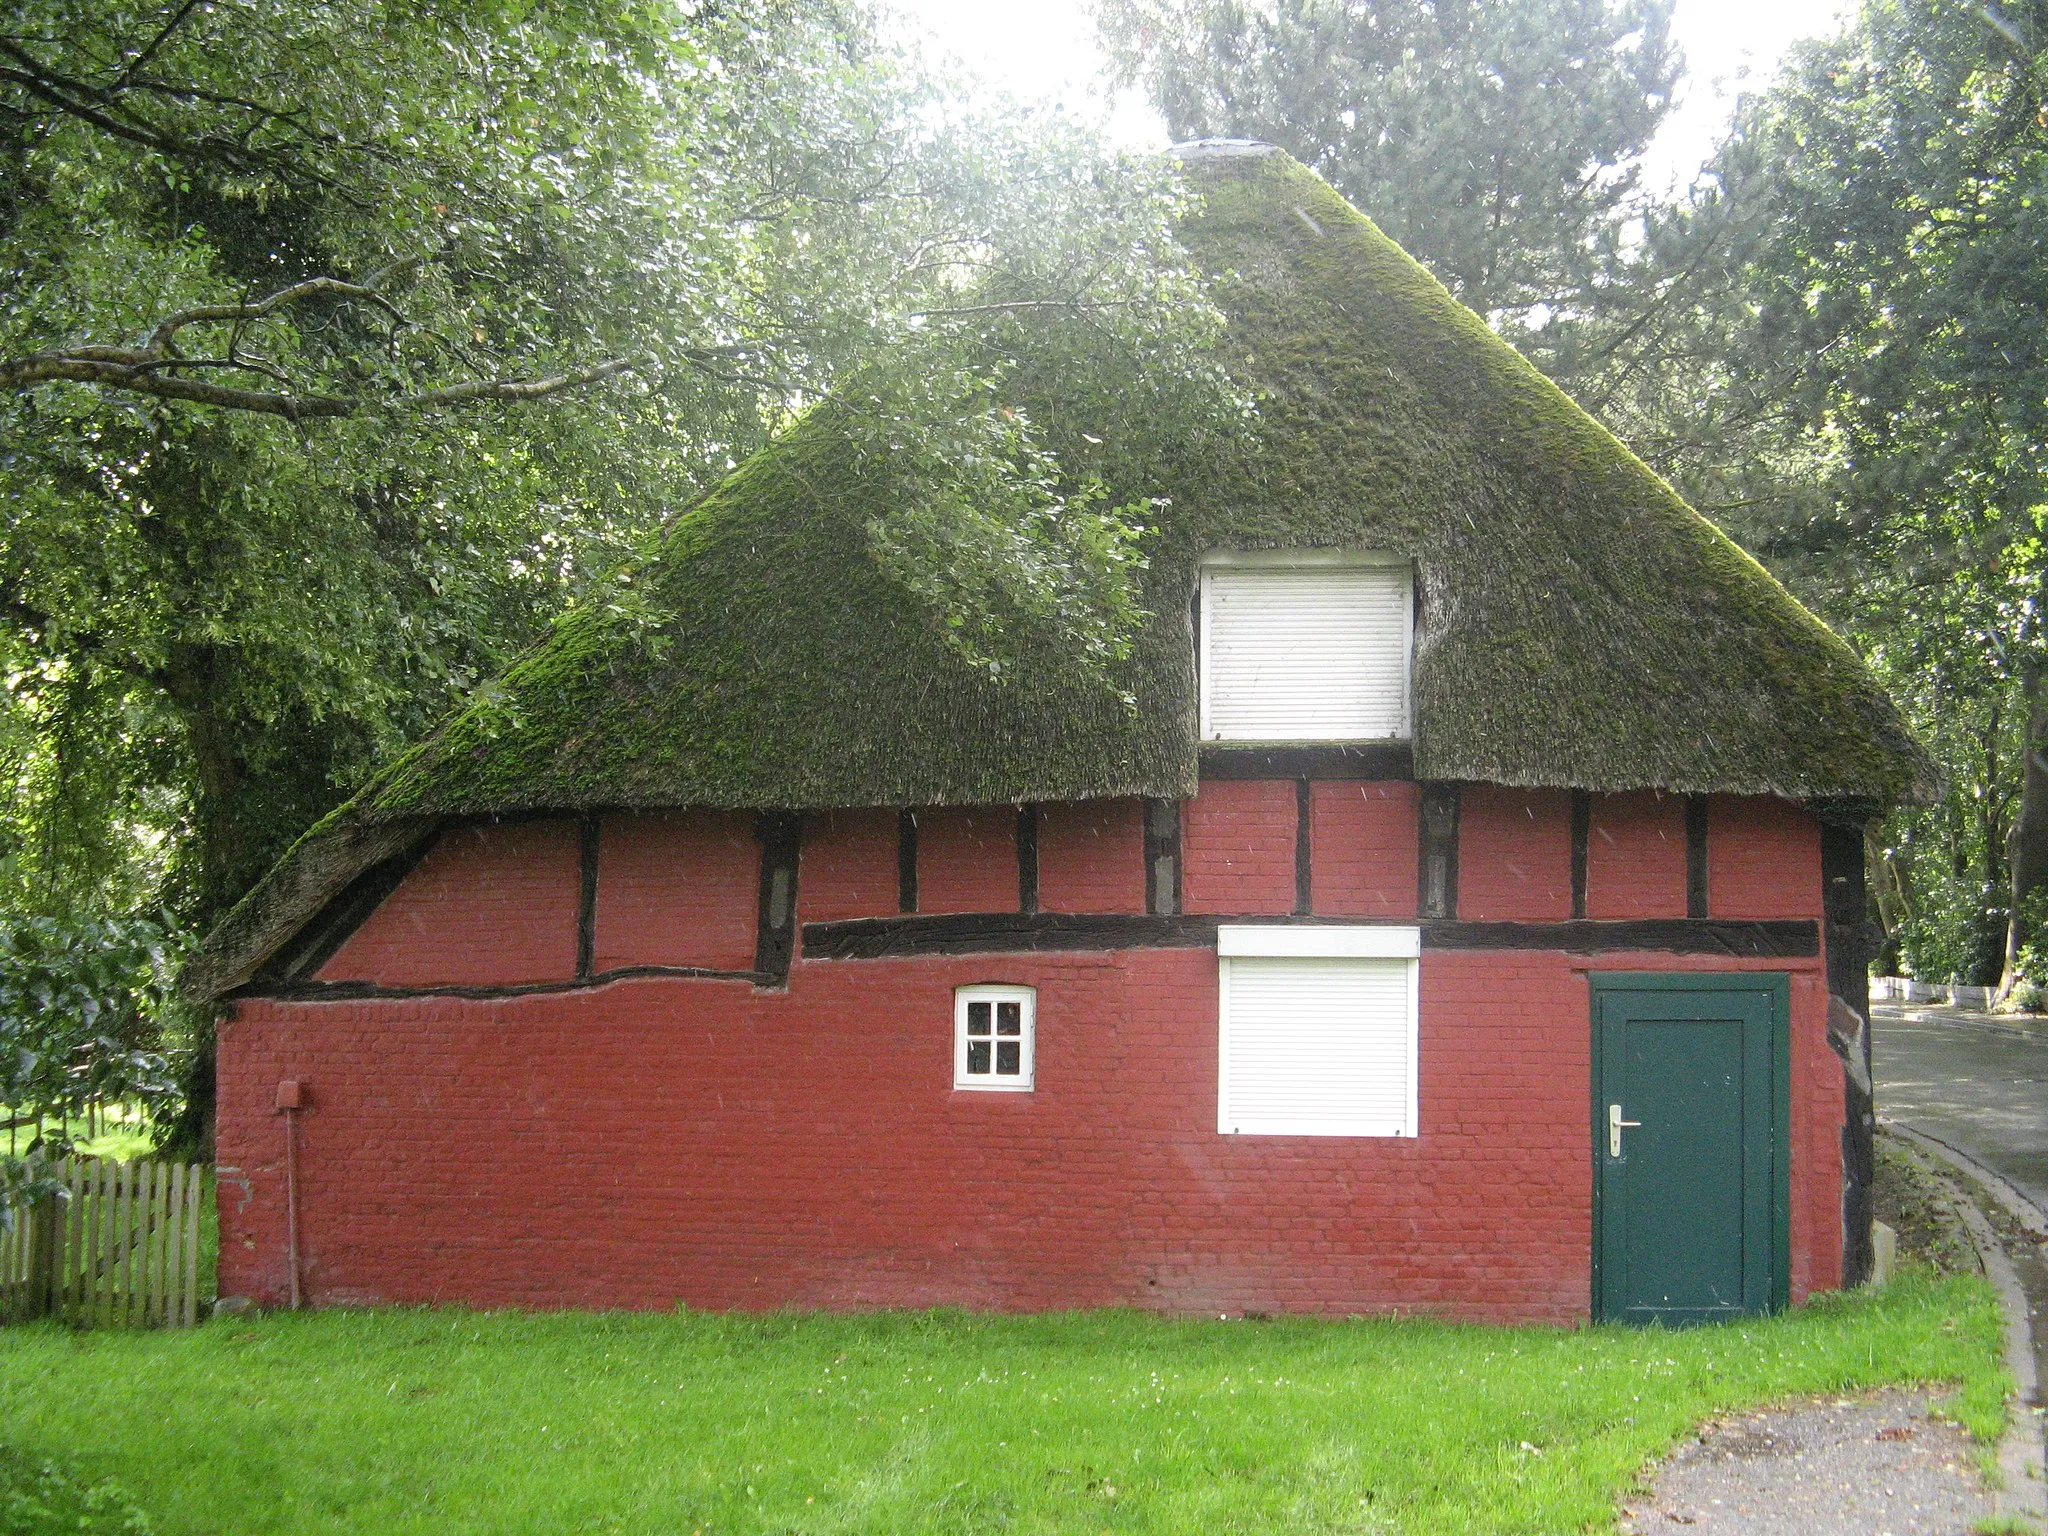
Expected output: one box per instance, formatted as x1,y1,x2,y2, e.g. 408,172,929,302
1589,971,1791,1323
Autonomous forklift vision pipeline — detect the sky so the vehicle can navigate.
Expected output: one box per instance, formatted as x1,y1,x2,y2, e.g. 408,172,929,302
888,0,1855,194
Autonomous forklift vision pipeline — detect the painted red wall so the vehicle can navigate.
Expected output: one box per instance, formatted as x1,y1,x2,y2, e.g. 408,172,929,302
801,809,899,923
916,807,1018,914
1309,782,1417,917
218,945,1836,1320
317,820,581,987
221,790,1842,1320
1708,796,1822,919
1586,791,1687,919
594,812,756,973
1182,780,1295,915
1037,799,1146,914
1459,788,1573,920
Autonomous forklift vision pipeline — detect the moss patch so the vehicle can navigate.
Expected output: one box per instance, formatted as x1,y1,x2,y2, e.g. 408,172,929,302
198,147,1933,990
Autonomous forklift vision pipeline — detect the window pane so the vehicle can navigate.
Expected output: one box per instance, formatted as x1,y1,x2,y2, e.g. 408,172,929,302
996,1041,1020,1075
967,1002,991,1036
996,1002,1021,1036
967,1040,991,1075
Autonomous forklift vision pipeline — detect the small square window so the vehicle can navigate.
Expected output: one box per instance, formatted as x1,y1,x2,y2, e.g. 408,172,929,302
955,985,1035,1091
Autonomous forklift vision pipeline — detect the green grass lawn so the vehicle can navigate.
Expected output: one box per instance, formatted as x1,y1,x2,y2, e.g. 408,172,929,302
0,1272,2009,1536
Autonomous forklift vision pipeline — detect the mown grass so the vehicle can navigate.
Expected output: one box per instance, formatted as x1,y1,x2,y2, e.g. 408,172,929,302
0,1272,2009,1536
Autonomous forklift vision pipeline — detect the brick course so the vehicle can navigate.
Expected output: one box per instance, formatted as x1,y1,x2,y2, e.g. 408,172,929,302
1586,791,1688,920
1458,787,1573,920
224,790,1844,1320
1183,779,1296,915
593,811,756,972
317,820,580,986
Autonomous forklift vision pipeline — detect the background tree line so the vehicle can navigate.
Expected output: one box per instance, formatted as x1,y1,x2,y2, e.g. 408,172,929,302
1105,0,2048,996
2,0,2041,1167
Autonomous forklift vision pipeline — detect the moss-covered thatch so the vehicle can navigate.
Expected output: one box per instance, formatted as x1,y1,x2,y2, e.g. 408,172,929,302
193,142,1930,996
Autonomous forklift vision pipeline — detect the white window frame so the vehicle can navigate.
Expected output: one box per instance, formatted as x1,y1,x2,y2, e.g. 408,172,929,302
1198,549,1413,743
1216,924,1420,1137
954,984,1036,1092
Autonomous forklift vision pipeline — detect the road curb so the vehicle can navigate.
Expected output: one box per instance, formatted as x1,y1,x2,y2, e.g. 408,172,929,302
1879,1004,2046,1044
1882,1123,2047,1523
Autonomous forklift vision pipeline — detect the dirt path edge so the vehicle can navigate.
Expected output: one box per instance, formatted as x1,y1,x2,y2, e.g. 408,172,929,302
1885,1120,2048,1524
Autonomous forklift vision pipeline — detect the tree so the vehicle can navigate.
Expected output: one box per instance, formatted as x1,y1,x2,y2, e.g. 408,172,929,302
0,0,1235,925
1654,0,2048,989
2,1,1243,1156
1097,0,1679,325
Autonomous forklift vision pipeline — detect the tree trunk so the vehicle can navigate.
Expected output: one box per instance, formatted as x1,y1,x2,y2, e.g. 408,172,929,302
1823,816,1876,1288
1866,821,1906,976
155,643,254,920
2001,656,2048,995
152,642,249,1163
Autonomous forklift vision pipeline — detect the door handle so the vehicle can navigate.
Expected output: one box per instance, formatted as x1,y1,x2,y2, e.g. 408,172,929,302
1608,1103,1641,1158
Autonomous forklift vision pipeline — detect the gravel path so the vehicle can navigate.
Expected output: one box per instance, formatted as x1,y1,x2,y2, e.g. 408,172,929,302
1619,1388,1994,1535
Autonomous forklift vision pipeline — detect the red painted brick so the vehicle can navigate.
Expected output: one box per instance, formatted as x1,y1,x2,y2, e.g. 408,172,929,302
916,807,1018,914
1037,799,1146,913
592,812,757,973
219,931,1839,1321
1458,788,1572,920
317,820,580,986
1586,792,1687,919
801,809,900,922
1709,796,1822,919
1309,781,1418,917
224,796,1842,1322
1183,780,1296,915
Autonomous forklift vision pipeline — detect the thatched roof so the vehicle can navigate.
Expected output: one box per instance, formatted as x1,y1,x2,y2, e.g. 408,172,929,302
190,143,1930,998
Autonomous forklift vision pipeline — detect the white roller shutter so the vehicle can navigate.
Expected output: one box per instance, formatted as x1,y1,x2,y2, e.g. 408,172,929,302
1217,928,1419,1137
1201,560,1410,741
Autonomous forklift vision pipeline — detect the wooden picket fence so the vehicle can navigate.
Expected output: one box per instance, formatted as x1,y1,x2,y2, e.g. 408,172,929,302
0,1157,204,1327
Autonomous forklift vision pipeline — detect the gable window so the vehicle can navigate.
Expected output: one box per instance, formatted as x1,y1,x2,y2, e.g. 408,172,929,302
1216,925,1418,1136
955,985,1036,1091
1199,551,1411,741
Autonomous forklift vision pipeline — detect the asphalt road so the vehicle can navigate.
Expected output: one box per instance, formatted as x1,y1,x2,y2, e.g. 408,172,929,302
1872,1002,2048,1217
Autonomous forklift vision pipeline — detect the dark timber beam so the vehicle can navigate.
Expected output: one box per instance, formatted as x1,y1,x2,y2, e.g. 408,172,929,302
254,826,443,985
1018,804,1041,915
1569,791,1591,919
241,964,766,1003
1821,812,1876,1288
1418,783,1461,919
800,912,1819,962
754,813,802,986
576,813,601,980
1685,795,1710,919
1294,778,1313,916
1200,743,1414,780
1144,798,1182,916
897,809,919,914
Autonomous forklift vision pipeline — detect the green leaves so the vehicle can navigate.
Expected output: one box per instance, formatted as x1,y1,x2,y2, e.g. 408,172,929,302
1099,0,1679,324
0,0,1239,930
0,909,192,1192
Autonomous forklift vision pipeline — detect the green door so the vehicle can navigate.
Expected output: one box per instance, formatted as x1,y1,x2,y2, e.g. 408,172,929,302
1591,975,1789,1325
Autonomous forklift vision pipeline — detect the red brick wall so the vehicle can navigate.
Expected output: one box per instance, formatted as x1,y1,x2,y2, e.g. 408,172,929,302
1183,780,1295,915
218,939,1838,1320
915,807,1019,914
593,812,756,973
1309,782,1417,917
227,790,1843,1320
1037,799,1146,914
317,820,581,986
801,809,900,923
1708,796,1822,919
1458,787,1572,920
1586,791,1687,919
